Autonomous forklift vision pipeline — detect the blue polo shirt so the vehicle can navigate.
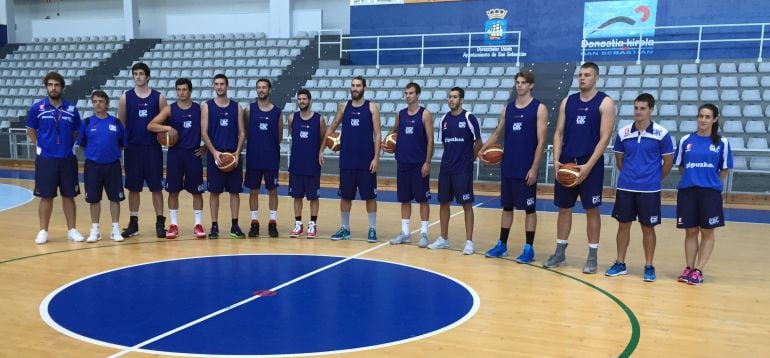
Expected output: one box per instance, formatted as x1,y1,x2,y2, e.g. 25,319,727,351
25,98,81,159
613,121,674,192
77,114,127,164
674,134,733,191
440,109,481,174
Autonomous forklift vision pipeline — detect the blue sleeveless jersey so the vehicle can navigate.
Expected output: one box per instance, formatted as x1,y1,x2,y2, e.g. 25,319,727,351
169,102,201,150
502,99,540,179
395,106,427,164
289,111,322,175
246,103,282,170
563,91,607,158
125,89,162,145
440,110,481,174
339,100,375,170
206,99,239,151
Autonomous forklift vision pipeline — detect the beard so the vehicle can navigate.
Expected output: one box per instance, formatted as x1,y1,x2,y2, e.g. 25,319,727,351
298,103,309,111
350,90,363,101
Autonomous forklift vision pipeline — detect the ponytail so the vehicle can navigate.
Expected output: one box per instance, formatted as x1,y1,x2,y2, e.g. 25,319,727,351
699,103,721,146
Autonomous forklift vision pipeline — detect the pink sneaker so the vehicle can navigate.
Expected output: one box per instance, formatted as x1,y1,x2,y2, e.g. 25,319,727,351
193,224,206,239
289,222,303,238
678,267,692,283
687,269,704,286
306,222,317,238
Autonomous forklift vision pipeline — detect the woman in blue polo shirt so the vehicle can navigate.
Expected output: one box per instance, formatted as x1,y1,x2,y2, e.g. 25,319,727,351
674,103,733,286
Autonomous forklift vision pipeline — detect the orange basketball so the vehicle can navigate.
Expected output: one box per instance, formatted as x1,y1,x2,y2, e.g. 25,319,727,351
382,133,397,153
326,132,341,152
156,131,178,147
480,143,503,165
217,152,237,173
557,162,580,187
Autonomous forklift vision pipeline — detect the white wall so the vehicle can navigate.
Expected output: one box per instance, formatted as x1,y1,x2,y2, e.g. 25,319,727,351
296,0,349,34
13,0,123,41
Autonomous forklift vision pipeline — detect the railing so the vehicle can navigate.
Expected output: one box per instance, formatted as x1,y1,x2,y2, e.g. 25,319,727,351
319,30,524,68
317,28,343,59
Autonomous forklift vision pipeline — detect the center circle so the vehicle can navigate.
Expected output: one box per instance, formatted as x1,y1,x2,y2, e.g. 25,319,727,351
40,254,479,356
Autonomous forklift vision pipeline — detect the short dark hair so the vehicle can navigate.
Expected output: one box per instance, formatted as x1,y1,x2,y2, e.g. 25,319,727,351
515,71,535,84
296,88,312,100
405,82,421,95
635,93,655,109
580,62,600,75
257,78,272,89
90,90,109,104
449,86,465,99
352,76,367,87
213,73,229,86
175,77,193,91
43,71,65,87
132,62,151,77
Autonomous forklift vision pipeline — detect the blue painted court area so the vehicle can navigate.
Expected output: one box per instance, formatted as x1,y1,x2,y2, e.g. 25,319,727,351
0,183,33,212
41,255,479,356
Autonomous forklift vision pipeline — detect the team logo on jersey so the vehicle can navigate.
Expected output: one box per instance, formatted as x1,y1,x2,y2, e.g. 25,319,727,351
576,115,587,124
708,216,720,225
299,131,309,139
351,119,360,126
220,118,229,126
685,143,693,152
459,121,466,128
650,215,659,224
512,122,522,131
183,121,192,128
462,193,471,201
526,197,535,206
592,195,601,204
405,126,414,134
709,144,719,153
138,109,148,118
108,124,117,132
259,123,268,130
67,106,75,112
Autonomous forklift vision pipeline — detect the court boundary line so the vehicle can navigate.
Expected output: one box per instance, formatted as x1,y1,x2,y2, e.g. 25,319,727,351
0,183,34,212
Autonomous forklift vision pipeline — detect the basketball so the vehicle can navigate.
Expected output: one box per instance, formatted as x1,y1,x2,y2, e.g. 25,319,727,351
217,152,237,173
326,132,341,152
557,162,580,187
382,133,397,153
156,131,178,147
480,143,503,165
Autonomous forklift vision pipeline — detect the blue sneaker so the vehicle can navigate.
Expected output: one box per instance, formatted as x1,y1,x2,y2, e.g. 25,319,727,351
208,225,219,239
605,261,627,277
515,245,535,264
643,265,656,282
330,226,351,241
484,240,508,258
367,227,377,243
230,225,246,239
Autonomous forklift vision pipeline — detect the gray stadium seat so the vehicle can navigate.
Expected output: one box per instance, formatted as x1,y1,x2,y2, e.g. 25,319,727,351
680,90,699,101
719,76,739,87
750,157,770,171
476,67,490,76
722,105,741,118
733,156,749,170
643,64,661,75
700,89,719,101
680,64,698,74
745,121,767,134
659,104,679,117
621,90,638,101
624,77,641,88
738,62,757,73
679,120,697,132
722,121,743,133
720,90,740,101
659,90,679,101
697,77,716,88
661,78,679,88
742,89,761,101
699,63,717,74
743,105,763,118
625,65,642,75
659,120,678,132
739,76,759,87
728,137,745,149
747,137,768,149
619,104,634,116
641,78,659,88
607,65,624,75
605,78,623,88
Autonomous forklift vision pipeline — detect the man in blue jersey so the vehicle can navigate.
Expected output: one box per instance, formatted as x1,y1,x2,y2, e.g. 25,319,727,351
480,71,548,263
26,71,85,244
288,89,326,238
605,93,674,282
201,74,246,239
544,62,616,274
387,82,434,248
428,87,482,255
324,76,382,243
78,90,127,243
244,78,283,238
118,62,169,239
147,78,207,239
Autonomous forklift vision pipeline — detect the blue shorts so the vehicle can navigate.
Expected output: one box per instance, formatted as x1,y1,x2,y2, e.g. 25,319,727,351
554,155,604,209
289,173,320,200
124,144,163,192
501,177,536,211
438,170,474,204
206,152,243,194
611,190,661,226
244,168,279,190
338,168,377,200
676,187,725,229
165,147,204,194
84,160,125,203
396,162,431,203
34,155,80,198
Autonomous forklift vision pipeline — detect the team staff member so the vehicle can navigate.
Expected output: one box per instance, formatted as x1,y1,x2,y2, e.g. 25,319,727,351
78,90,127,243
26,71,85,244
674,103,733,286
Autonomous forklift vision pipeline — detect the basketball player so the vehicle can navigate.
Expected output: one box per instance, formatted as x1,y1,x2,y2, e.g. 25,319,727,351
118,62,168,238
604,93,673,282
26,71,85,244
479,71,548,263
78,90,127,243
387,82,434,248
543,62,616,273
324,76,381,242
147,78,207,239
244,78,283,238
288,89,326,238
428,87,482,255
201,74,246,239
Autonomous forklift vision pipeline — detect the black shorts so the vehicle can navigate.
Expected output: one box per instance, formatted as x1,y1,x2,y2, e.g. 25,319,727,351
84,160,125,203
34,155,80,198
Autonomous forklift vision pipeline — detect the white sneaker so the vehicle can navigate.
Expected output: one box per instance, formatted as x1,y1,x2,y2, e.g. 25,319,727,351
68,228,85,242
418,232,429,248
427,237,449,250
111,229,124,242
86,230,101,243
389,232,411,245
463,240,474,255
35,230,48,245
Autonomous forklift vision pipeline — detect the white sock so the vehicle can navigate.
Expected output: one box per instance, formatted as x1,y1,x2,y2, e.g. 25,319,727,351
251,211,258,221
169,209,178,225
557,239,568,245
295,220,302,225
130,211,138,217
269,210,277,221
421,221,429,234
112,222,119,232
341,211,350,229
401,219,410,235
194,210,202,225
368,212,376,229
91,223,99,232
588,243,599,249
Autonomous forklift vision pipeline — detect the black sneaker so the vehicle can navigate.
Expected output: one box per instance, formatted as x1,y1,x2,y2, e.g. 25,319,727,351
155,216,167,238
268,220,279,237
231,225,246,239
208,225,219,239
248,220,259,237
121,217,139,238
